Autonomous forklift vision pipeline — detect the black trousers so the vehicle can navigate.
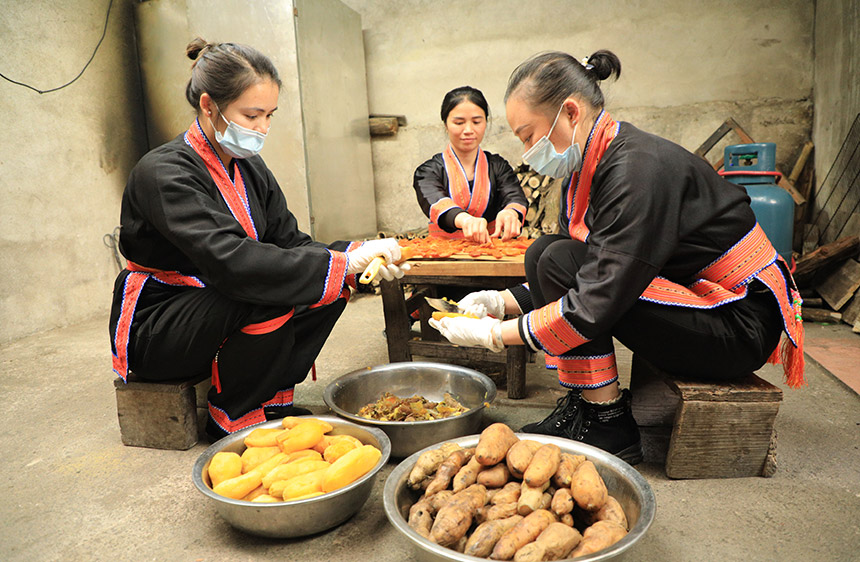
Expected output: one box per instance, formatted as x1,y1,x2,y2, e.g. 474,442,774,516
524,234,783,381
112,281,345,429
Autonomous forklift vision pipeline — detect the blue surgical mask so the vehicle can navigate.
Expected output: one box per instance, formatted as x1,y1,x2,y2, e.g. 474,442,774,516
522,103,582,178
210,104,267,159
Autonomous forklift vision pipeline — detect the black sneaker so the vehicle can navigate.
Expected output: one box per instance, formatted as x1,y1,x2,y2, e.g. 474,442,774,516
520,389,583,437
570,389,643,465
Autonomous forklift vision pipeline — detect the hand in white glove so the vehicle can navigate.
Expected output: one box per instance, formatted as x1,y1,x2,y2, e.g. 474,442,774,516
377,260,411,281
458,290,506,319
428,316,504,353
346,238,402,274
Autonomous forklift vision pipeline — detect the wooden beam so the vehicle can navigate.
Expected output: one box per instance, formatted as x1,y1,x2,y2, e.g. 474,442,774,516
816,259,860,310
789,141,814,184
793,235,860,286
369,116,399,136
802,308,843,323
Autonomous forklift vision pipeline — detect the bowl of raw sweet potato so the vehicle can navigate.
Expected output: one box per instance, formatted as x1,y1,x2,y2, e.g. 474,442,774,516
383,423,655,561
192,415,390,538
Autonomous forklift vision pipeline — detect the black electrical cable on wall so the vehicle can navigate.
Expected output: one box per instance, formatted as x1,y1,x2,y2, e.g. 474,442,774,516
0,0,115,94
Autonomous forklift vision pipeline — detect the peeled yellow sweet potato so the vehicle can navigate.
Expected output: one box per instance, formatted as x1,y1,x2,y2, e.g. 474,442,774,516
476,423,520,466
241,485,267,502
240,445,282,473
213,452,286,499
321,444,381,493
276,421,326,454
284,449,323,464
208,451,242,487
523,443,561,487
250,494,281,503
281,417,333,432
323,439,359,463
571,460,608,512
278,468,328,500
244,427,288,448
262,458,331,489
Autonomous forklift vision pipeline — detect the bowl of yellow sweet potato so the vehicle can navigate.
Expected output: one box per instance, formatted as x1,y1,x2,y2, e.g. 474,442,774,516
192,415,390,538
324,362,496,458
382,424,655,561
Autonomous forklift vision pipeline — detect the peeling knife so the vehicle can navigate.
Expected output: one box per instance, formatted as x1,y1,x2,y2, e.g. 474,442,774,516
424,296,459,313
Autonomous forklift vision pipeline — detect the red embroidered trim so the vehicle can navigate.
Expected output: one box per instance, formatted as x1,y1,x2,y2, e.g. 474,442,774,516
208,402,266,434
527,299,589,356
557,354,618,388
240,309,296,335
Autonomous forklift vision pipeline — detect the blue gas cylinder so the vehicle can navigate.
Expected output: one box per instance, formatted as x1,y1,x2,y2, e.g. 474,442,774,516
719,143,794,263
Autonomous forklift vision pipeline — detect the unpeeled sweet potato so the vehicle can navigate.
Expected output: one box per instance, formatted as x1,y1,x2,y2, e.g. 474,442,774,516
476,423,520,466
523,443,561,487
570,520,628,557
512,521,582,561
517,480,550,516
453,456,485,492
464,515,523,558
490,508,556,560
550,487,574,516
552,452,585,488
492,481,522,505
477,463,512,488
571,460,607,512
585,495,628,529
430,484,487,546
425,448,471,496
506,440,542,479
408,442,463,489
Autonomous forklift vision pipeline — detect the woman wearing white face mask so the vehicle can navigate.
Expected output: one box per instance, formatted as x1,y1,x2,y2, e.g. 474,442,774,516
431,50,804,464
110,38,407,441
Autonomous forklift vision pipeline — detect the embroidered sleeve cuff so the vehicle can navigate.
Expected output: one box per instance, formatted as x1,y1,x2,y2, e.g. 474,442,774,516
525,298,590,356
508,283,534,314
317,250,349,306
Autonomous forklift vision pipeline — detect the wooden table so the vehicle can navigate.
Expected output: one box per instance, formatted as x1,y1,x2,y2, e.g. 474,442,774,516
378,257,529,399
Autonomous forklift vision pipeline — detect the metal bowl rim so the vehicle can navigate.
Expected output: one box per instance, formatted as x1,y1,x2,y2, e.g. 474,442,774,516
191,415,392,507
383,432,656,562
323,361,498,427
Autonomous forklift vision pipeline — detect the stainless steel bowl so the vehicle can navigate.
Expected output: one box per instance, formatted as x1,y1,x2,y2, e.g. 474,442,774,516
192,415,391,538
383,434,656,562
324,362,497,458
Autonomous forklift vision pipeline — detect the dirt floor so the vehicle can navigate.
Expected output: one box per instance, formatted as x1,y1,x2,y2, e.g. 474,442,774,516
1,292,858,561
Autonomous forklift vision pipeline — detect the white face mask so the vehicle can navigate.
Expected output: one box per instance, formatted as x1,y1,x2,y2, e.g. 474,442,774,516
210,104,267,159
522,103,582,178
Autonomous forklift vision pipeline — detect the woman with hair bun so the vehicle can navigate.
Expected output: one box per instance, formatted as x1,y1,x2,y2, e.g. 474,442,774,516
413,86,528,243
109,39,407,440
431,50,804,464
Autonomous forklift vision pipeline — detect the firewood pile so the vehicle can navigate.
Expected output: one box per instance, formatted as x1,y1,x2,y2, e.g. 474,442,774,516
514,162,564,238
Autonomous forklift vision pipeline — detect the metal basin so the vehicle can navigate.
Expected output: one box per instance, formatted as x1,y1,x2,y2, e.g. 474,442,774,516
324,362,497,458
383,433,656,561
192,415,390,538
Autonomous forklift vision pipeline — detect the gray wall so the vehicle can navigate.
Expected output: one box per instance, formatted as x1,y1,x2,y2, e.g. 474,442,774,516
813,0,860,193
0,0,147,343
343,0,816,234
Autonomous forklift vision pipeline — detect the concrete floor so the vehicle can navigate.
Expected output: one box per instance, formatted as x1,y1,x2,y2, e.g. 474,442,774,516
2,293,859,561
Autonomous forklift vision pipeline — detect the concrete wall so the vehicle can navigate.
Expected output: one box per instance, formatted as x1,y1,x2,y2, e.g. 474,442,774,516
0,0,147,343
342,0,815,233
813,0,860,192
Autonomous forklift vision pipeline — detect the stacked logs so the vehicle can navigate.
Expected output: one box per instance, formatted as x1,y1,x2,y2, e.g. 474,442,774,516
515,163,564,239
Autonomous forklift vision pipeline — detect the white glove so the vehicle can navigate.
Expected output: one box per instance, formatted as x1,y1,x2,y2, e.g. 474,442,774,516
346,238,402,274
458,290,506,319
429,316,504,353
377,260,411,281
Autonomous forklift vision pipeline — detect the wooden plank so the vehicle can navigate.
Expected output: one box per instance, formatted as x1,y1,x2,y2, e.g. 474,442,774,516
406,259,525,278
407,340,507,364
665,400,780,479
793,235,860,286
505,345,527,400
789,141,814,184
807,115,860,246
369,116,398,136
816,259,860,310
666,374,783,403
841,290,860,326
802,308,843,323
379,278,412,363
629,357,680,426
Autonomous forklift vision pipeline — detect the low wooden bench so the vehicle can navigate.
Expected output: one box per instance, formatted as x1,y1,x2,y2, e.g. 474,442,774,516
114,372,211,450
630,355,783,479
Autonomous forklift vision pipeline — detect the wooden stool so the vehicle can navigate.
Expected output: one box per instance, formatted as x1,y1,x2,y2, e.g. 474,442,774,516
114,372,211,450
630,355,783,479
